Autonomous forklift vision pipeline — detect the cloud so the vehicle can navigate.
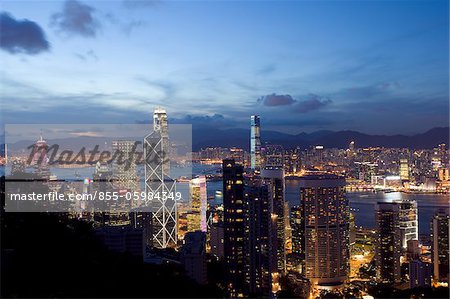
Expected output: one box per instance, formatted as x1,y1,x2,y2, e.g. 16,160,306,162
294,93,332,113
258,93,296,106
122,0,161,9
74,49,98,62
51,0,100,37
0,12,50,54
257,93,332,113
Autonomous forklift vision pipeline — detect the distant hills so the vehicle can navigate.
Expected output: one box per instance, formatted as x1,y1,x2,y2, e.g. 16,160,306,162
1,127,448,153
191,127,449,150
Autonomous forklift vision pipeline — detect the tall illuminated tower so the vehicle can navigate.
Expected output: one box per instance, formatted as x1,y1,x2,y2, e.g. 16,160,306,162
250,115,261,172
188,176,207,233
376,202,402,283
300,173,349,287
144,108,177,248
261,168,286,274
223,159,246,297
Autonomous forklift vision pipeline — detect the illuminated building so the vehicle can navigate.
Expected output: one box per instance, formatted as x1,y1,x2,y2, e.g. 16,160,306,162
398,200,418,249
112,140,138,192
290,205,304,273
300,173,349,287
130,210,153,248
144,108,177,248
244,182,274,295
30,134,50,178
222,159,246,297
250,115,261,172
349,141,355,152
261,168,286,274
187,176,207,233
375,202,402,283
181,231,207,285
264,144,284,169
399,159,410,181
431,210,450,284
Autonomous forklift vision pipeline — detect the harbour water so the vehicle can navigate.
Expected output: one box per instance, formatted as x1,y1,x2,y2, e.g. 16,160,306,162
2,164,448,234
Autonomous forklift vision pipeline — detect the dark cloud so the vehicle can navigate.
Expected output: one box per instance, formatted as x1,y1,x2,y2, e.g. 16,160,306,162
0,12,50,55
294,94,332,113
257,93,332,113
258,93,296,106
51,0,100,37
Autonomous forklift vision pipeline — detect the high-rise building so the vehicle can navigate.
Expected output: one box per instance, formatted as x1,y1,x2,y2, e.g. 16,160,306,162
244,183,274,295
112,140,138,192
261,168,286,274
300,173,349,287
431,210,450,284
250,115,261,172
399,159,410,181
409,260,432,288
188,176,207,233
144,107,177,248
398,200,418,249
222,159,246,297
210,222,224,260
181,231,207,285
375,202,402,283
290,205,304,274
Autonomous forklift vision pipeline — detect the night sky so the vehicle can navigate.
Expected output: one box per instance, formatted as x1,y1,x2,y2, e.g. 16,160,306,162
1,0,448,134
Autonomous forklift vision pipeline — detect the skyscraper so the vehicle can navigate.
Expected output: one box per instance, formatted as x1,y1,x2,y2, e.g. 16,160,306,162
188,176,207,233
300,173,349,287
144,108,177,248
111,140,138,192
250,115,261,172
290,205,305,274
244,182,274,295
398,200,418,249
375,202,402,284
222,159,246,297
261,168,286,274
431,210,450,284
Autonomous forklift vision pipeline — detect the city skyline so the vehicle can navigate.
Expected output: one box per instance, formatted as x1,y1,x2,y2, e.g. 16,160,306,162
1,0,449,135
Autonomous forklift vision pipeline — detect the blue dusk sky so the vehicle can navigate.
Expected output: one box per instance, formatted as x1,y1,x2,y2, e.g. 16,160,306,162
0,0,448,135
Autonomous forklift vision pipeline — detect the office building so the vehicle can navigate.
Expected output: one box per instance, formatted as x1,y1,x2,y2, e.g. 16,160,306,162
144,107,177,248
188,176,207,233
112,140,138,192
